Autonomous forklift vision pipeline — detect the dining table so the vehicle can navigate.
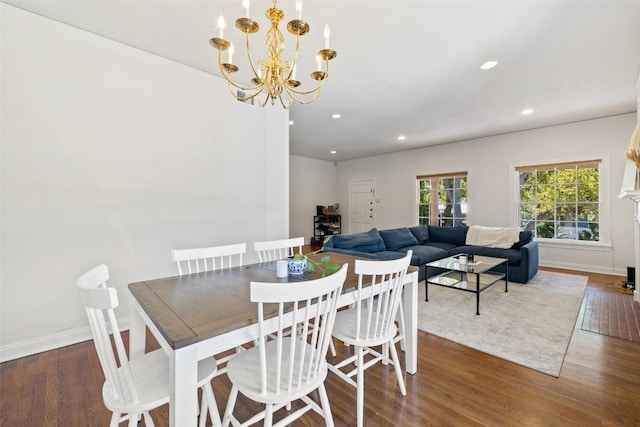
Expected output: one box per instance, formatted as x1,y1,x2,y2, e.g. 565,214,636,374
128,252,419,426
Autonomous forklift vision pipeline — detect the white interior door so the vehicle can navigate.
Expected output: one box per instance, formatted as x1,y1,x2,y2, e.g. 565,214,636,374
349,179,375,233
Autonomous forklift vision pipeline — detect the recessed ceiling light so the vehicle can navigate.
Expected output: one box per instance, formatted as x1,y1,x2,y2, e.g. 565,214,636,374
331,113,341,119
397,135,406,141
480,60,498,70
521,108,534,115
330,150,337,154
289,120,294,125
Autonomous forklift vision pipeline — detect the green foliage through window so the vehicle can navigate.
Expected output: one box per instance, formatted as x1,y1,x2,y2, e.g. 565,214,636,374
518,161,600,241
417,173,467,226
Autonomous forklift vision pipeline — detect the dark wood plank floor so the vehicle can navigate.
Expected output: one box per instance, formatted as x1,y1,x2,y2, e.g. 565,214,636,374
582,285,640,342
1,267,639,426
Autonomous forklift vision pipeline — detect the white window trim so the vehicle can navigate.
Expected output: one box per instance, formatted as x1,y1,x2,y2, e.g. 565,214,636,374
509,154,611,247
414,169,472,226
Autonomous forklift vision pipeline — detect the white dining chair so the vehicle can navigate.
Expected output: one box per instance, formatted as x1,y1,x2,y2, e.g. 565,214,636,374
328,251,412,427
171,243,248,373
171,243,246,275
221,263,349,427
253,237,304,262
253,236,338,356
76,264,221,427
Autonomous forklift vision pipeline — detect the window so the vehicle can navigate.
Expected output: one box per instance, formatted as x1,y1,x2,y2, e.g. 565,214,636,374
417,172,467,226
516,160,600,241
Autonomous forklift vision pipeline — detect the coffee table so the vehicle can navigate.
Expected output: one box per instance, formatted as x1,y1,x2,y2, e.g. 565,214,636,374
425,254,508,315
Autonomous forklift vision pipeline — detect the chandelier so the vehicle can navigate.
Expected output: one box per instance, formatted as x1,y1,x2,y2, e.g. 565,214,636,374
209,0,337,108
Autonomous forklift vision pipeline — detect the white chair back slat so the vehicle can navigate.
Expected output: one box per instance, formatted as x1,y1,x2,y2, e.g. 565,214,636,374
354,252,411,342
171,243,246,276
86,306,126,401
107,305,139,403
253,237,304,262
251,263,347,396
77,265,139,405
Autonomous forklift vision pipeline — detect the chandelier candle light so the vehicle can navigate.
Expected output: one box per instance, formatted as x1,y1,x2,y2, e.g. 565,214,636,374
209,0,337,108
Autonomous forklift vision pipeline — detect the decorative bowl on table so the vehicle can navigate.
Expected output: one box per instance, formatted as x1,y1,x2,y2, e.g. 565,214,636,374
287,257,308,275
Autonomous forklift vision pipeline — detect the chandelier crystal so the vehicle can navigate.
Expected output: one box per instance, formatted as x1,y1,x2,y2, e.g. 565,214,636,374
209,0,337,108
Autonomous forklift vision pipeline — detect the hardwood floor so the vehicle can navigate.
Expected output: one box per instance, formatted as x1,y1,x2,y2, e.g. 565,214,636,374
1,268,639,426
582,285,640,342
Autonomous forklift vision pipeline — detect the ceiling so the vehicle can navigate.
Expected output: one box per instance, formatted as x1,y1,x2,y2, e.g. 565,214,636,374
4,0,640,162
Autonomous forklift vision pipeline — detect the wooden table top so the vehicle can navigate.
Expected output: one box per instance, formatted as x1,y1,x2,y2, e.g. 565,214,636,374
129,253,416,350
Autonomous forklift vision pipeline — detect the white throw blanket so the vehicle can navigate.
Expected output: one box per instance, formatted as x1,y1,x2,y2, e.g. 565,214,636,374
466,225,520,249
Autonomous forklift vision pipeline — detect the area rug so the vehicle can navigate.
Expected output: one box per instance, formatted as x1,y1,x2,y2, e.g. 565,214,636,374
418,271,588,377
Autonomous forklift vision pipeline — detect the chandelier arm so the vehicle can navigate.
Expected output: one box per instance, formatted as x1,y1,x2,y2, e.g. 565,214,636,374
257,93,271,107
234,85,267,103
216,49,239,87
219,70,255,91
278,94,289,109
243,30,264,84
218,62,269,106
277,91,295,109
283,85,323,105
217,49,261,92
285,76,325,96
285,34,302,81
224,79,259,103
285,55,331,97
286,83,323,97
282,80,324,105
218,54,266,104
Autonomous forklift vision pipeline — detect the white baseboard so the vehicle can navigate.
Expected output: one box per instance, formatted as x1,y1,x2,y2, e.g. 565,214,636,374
540,260,626,277
0,317,130,363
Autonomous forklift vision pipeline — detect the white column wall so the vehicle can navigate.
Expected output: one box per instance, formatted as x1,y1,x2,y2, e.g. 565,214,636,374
335,113,637,276
289,155,337,243
0,5,288,360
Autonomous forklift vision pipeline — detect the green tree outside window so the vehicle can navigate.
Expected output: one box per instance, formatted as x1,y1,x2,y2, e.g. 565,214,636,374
517,161,600,241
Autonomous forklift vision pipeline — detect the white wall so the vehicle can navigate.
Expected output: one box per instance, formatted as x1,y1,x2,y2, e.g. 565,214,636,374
289,155,337,243
334,113,637,276
0,5,289,361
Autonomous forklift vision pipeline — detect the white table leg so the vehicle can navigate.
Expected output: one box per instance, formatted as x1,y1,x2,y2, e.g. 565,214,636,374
129,300,146,358
402,271,418,374
171,345,199,426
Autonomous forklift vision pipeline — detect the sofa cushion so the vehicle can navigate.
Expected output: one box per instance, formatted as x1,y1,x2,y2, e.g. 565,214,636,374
457,245,523,265
408,225,430,244
428,225,468,246
397,245,448,265
424,241,459,253
379,228,419,251
373,251,407,261
330,228,386,253
323,247,378,260
511,231,533,249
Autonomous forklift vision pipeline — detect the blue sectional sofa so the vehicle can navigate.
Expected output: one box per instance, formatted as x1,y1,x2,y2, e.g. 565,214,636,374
323,225,539,283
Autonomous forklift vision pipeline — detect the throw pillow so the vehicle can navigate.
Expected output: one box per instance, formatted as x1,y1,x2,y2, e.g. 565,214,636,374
511,231,533,249
409,225,430,244
331,228,386,252
379,228,419,251
428,225,469,246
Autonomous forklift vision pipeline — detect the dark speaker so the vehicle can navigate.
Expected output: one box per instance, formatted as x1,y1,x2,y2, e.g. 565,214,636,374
627,266,636,285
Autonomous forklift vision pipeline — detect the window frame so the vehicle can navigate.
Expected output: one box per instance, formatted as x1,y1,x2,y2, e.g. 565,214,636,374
416,171,468,227
511,155,611,247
